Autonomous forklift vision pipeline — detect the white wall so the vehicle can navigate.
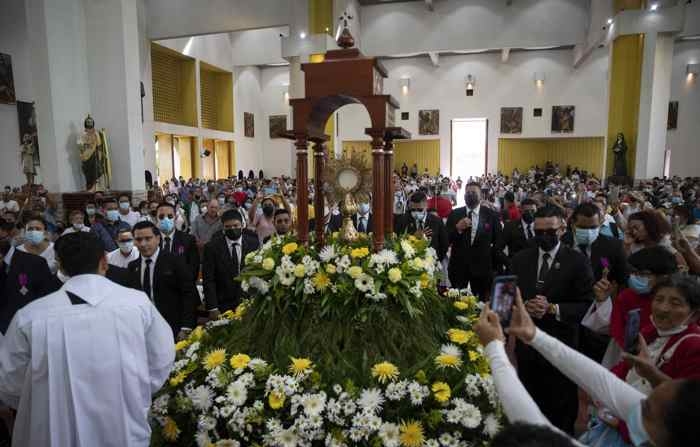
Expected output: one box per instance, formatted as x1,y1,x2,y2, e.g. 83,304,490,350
668,40,700,178
233,66,264,173
230,27,287,66
335,48,610,174
260,66,293,176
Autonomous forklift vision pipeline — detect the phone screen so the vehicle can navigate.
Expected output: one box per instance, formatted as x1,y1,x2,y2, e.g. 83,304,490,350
624,309,642,354
490,275,518,326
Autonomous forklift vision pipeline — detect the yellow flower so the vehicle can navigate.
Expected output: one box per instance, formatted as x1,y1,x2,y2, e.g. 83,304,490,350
420,272,430,289
312,272,331,291
387,267,402,283
175,339,191,352
447,328,471,345
371,361,400,383
435,354,463,370
289,357,313,375
347,266,363,279
468,350,480,362
189,326,205,341
269,391,285,409
350,247,370,259
460,295,478,305
432,382,451,403
408,235,418,242
282,242,298,255
232,302,247,320
399,420,425,447
169,370,188,387
262,257,275,271
202,349,226,371
294,264,306,278
453,301,469,311
411,258,424,270
162,417,181,441
220,309,235,319
230,353,251,369
325,264,336,274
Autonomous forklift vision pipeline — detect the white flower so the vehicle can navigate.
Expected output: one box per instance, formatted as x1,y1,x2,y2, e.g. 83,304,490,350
385,380,408,401
241,280,250,292
227,381,248,407
249,358,268,371
441,343,463,358
357,388,384,414
188,385,213,412
407,381,430,406
354,274,375,293
216,440,240,447
303,278,316,295
333,384,343,395
483,413,501,437
400,240,416,258
378,422,400,447
198,415,217,431
335,255,351,273
276,266,296,286
464,374,481,397
366,291,387,302
425,440,439,447
195,431,212,447
152,394,170,415
275,427,300,447
301,392,327,417
250,276,270,294
319,245,337,262
446,288,460,298
461,403,482,429
409,282,422,298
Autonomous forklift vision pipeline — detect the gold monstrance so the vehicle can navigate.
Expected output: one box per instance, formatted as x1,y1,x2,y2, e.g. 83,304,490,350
323,155,372,242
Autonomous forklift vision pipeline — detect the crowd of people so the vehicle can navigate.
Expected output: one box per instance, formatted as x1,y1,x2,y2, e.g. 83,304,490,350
0,162,700,446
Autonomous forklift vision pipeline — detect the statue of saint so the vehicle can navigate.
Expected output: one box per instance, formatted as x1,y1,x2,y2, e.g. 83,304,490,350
77,115,112,192
612,132,628,177
20,133,36,187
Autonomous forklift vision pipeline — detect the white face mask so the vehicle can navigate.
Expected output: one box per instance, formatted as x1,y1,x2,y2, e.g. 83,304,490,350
650,313,692,337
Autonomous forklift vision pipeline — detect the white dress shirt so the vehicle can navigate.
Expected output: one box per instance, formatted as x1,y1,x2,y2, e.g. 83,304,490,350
467,204,480,243
520,220,534,240
0,274,174,447
106,246,140,269
119,210,141,228
0,200,19,213
60,226,92,236
140,247,160,300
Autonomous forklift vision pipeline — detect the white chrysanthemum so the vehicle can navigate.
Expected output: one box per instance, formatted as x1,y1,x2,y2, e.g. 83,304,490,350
303,278,316,295
248,358,268,371
227,381,248,407
366,291,387,302
188,385,213,412
241,279,250,292
441,343,463,358
385,381,408,401
335,255,351,272
275,427,300,447
446,288,460,298
459,401,482,429
357,388,384,414
152,394,170,415
195,431,212,447
400,240,416,258
333,384,343,395
319,245,337,262
249,276,270,294
198,415,217,431
378,249,399,265
355,274,375,293
378,422,400,447
216,440,240,447
425,440,439,447
483,413,501,437
253,254,263,264
301,392,327,417
276,266,296,286
464,374,482,397
409,282,422,298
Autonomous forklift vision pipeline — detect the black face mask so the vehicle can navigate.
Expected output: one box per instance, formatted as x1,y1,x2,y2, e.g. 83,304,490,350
522,210,535,224
465,192,480,208
262,204,274,217
225,228,242,240
534,231,559,251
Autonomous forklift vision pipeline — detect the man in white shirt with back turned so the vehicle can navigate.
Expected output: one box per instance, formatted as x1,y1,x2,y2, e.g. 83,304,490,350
0,231,174,446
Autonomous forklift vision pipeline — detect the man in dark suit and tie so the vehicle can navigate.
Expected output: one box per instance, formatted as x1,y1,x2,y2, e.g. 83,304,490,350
510,205,594,434
353,201,373,234
0,219,59,333
202,209,260,320
395,192,448,261
446,182,502,298
155,202,200,280
129,221,198,339
499,198,538,268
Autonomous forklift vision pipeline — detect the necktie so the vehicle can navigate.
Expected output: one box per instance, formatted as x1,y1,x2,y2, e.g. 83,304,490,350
164,236,172,253
468,211,474,245
143,259,152,300
231,242,240,275
538,253,551,291
526,225,534,240
579,244,589,258
359,217,366,233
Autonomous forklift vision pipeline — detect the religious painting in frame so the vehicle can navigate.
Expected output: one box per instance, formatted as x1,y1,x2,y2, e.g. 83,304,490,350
667,101,678,130
269,115,287,139
0,53,17,104
500,107,523,134
418,109,439,135
551,105,575,133
244,112,255,138
16,101,40,166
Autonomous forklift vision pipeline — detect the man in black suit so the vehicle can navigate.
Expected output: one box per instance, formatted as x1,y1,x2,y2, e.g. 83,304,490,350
128,221,198,339
0,220,59,333
499,198,538,270
353,201,373,234
446,182,502,298
202,209,260,320
395,192,448,261
510,206,594,434
562,202,628,362
155,202,200,280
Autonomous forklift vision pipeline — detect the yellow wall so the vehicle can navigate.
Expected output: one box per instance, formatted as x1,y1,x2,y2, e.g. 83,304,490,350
202,139,215,179
151,43,197,127
229,142,236,175
394,140,440,176
342,141,372,166
156,134,173,184
497,137,606,178
308,0,333,35
177,136,193,179
200,63,234,132
215,140,231,179
192,138,201,179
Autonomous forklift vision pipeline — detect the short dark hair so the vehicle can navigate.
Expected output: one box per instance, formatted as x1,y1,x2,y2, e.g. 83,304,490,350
521,198,537,208
25,215,48,229
116,227,133,238
103,198,118,205
132,220,160,236
274,208,291,219
666,379,700,447
157,202,175,213
653,273,700,310
628,210,667,244
466,182,481,189
118,194,130,201
221,209,243,224
490,422,577,447
55,232,105,277
628,246,678,275
504,191,515,202
410,192,427,204
572,203,601,222
534,205,563,220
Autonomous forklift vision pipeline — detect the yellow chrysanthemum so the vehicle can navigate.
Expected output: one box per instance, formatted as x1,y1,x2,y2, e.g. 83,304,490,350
294,264,306,278
289,357,313,375
347,266,363,279
325,264,337,274
468,350,480,362
432,382,451,403
350,247,370,259
312,272,331,291
420,272,430,289
371,361,400,383
175,339,190,352
399,420,425,447
162,417,181,441
169,370,188,387
220,309,235,320
202,349,226,371
387,267,402,283
189,326,205,341
232,303,247,320
434,354,463,370
447,328,471,345
460,295,478,305
282,242,298,255
453,301,469,311
230,353,251,369
269,391,286,409
262,258,275,271
408,235,418,242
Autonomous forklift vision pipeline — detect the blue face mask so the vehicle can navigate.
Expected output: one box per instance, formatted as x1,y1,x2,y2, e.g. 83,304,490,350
25,230,45,245
671,197,682,205
106,210,120,222
158,217,174,234
574,227,600,246
358,203,370,215
626,400,652,446
628,274,652,295
119,202,130,211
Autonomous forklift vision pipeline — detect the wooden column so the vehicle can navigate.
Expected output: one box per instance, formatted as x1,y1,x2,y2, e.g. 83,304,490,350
295,135,310,244
313,141,326,247
383,137,395,236
370,132,385,250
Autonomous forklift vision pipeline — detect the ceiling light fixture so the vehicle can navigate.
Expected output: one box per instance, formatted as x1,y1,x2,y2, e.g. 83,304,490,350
300,31,307,39
607,18,614,25
465,74,475,96
399,78,410,95
650,3,659,10
534,72,545,87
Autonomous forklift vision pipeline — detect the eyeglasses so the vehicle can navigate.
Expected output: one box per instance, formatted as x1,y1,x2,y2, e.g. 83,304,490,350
158,214,174,220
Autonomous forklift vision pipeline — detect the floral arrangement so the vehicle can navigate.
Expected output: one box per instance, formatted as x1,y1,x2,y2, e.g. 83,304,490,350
150,235,503,447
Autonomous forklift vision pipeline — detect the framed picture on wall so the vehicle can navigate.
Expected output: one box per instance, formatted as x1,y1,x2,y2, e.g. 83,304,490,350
551,105,575,133
0,53,17,104
269,115,287,139
16,101,40,166
244,112,255,137
667,101,678,130
500,107,523,134
418,109,439,135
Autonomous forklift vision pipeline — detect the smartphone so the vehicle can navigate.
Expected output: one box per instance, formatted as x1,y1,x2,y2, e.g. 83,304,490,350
624,309,641,354
490,275,518,326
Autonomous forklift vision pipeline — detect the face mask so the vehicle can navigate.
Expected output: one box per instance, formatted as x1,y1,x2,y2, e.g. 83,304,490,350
225,228,242,240
118,241,134,254
522,210,535,224
218,198,225,206
358,203,370,215
628,274,652,295
465,192,480,208
86,207,96,216
72,223,84,231
534,232,559,252
158,217,175,234
411,210,426,221
626,401,652,447
25,230,45,245
119,202,130,211
650,313,691,337
262,204,274,217
574,227,599,246
106,210,120,222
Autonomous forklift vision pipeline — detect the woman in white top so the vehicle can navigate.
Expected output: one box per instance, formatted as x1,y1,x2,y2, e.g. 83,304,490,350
17,216,57,274
475,289,700,447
